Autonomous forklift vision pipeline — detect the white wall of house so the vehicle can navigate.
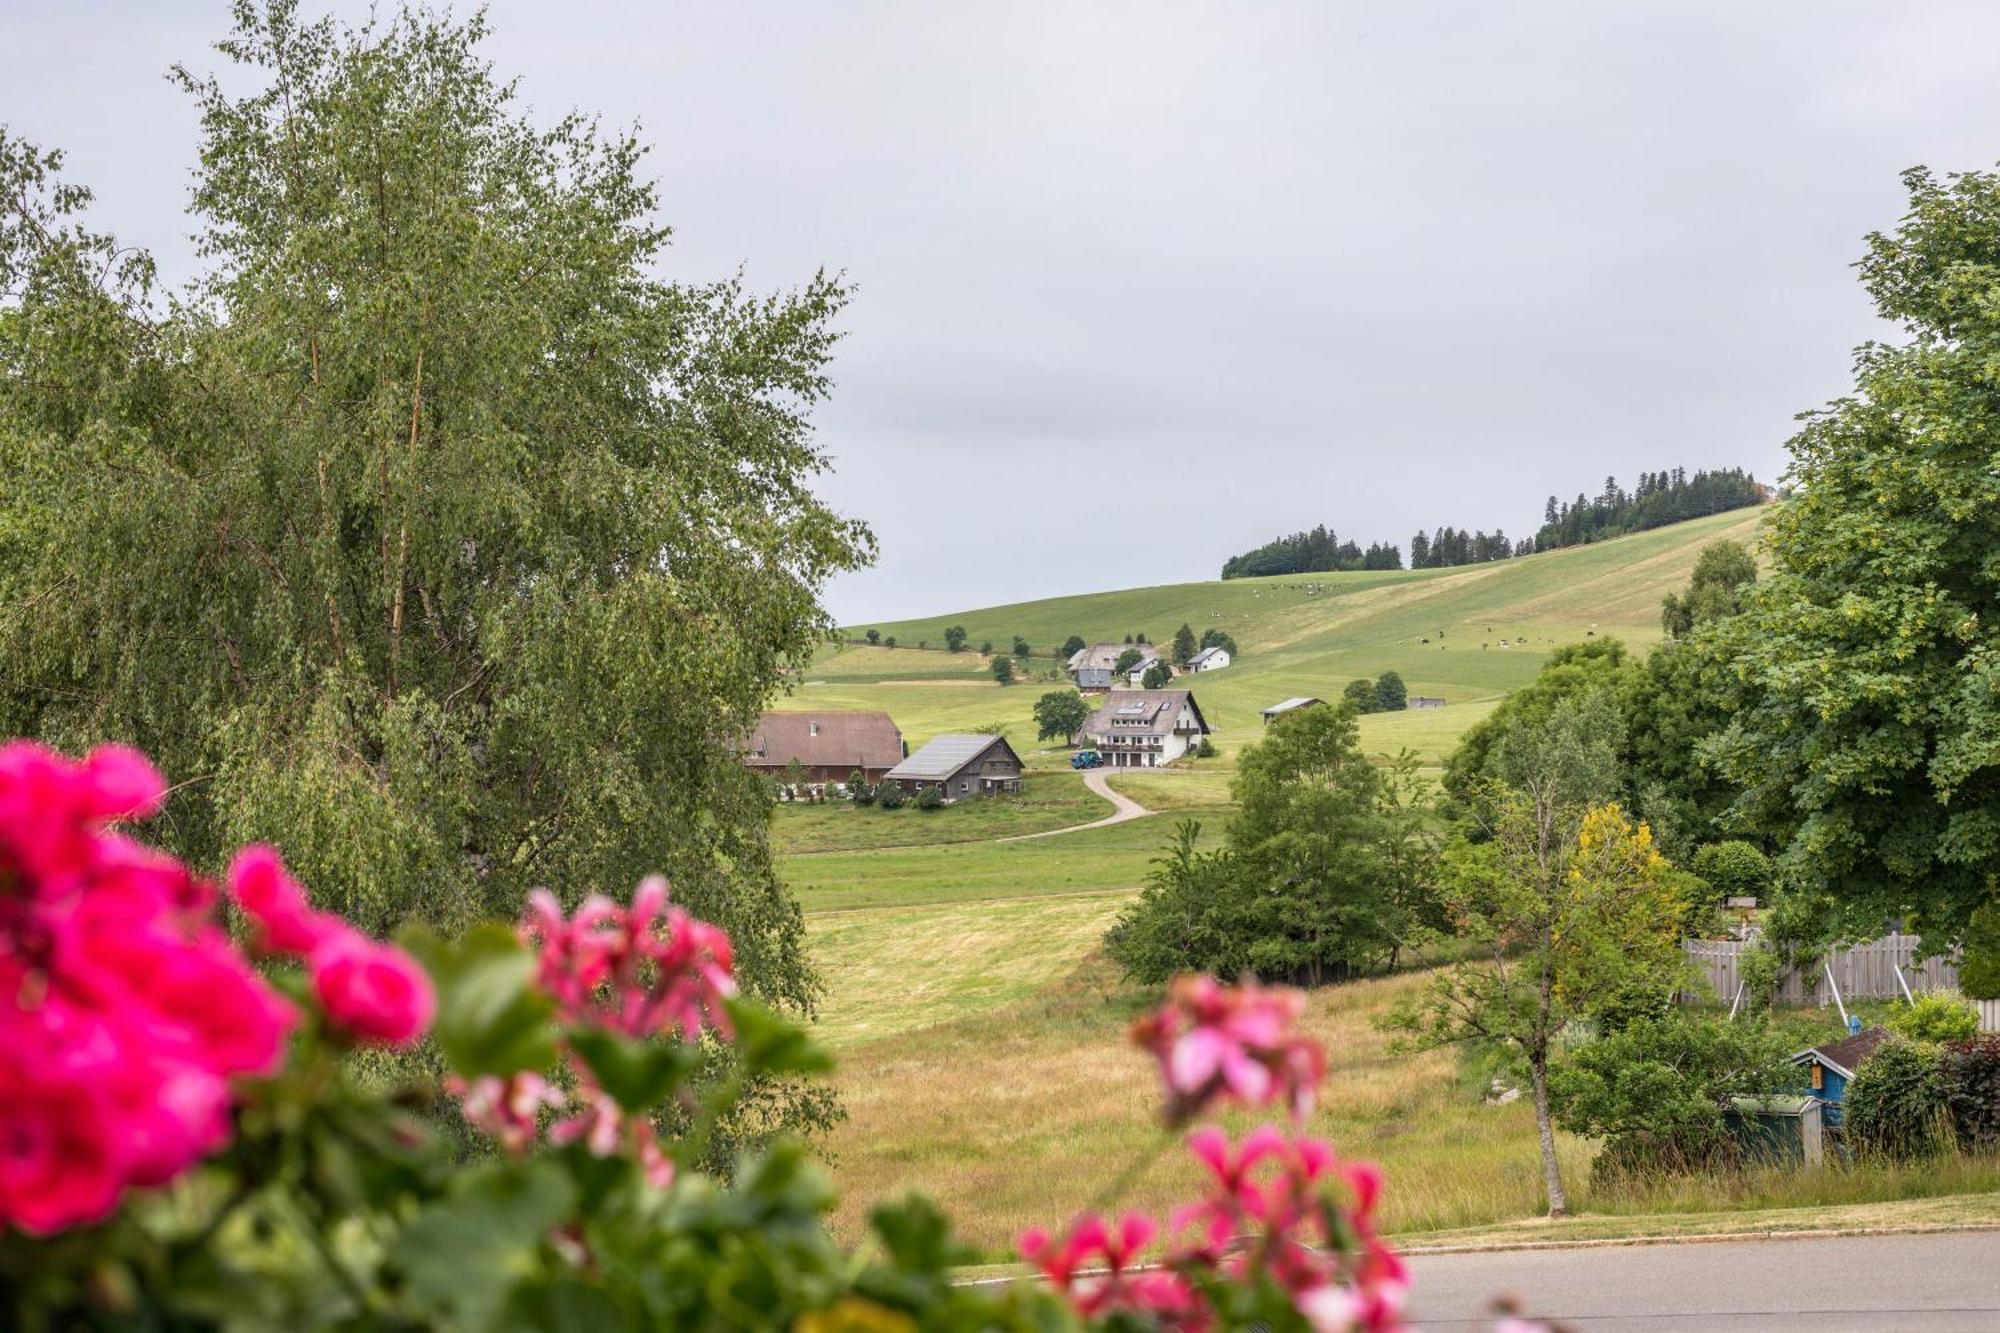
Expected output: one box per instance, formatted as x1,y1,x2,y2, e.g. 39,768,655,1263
1192,648,1230,671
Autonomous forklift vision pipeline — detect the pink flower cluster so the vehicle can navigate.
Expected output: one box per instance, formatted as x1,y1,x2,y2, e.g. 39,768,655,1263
520,875,735,1040
449,878,737,1189
0,741,434,1235
1025,977,1406,1331
1129,974,1328,1127
227,845,434,1046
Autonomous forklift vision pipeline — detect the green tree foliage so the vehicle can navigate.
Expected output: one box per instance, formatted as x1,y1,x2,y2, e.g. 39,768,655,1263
1372,670,1407,713
978,640,993,655
1341,678,1377,713
1220,524,1401,579
864,629,880,645
1108,707,1440,986
1389,695,1687,1217
883,636,896,649
1845,1039,1951,1160
1443,640,1631,806
1660,540,1757,638
1532,469,1763,554
1012,636,1031,658
1060,634,1086,659
1113,647,1144,676
989,655,1014,686
1549,1014,1793,1175
1171,622,1198,667
943,625,968,652
1199,627,1238,656
1033,690,1090,744
0,7,872,1040
1691,841,1771,903
1709,167,2000,954
915,784,945,811
1141,660,1173,689
1886,992,1980,1044
875,781,906,810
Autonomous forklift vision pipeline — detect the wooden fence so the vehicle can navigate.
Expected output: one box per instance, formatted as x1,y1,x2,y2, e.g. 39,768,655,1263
1683,933,1962,1007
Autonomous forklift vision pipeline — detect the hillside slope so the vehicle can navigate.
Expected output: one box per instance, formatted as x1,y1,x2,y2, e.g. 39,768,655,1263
789,506,1766,765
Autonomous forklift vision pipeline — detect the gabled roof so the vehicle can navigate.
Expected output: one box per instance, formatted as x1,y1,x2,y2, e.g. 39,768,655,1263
1068,643,1157,673
885,733,1021,782
1261,697,1323,717
744,711,903,771
1188,645,1227,666
1790,1026,1892,1080
1078,689,1209,738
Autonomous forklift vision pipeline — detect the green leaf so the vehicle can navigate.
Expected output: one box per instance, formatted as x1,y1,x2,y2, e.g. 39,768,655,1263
401,923,557,1078
725,996,833,1076
568,1028,701,1113
395,1159,577,1326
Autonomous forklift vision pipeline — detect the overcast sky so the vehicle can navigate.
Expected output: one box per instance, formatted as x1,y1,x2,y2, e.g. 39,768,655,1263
8,3,2000,623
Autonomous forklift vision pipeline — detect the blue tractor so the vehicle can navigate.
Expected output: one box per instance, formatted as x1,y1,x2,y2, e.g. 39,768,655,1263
1070,749,1102,770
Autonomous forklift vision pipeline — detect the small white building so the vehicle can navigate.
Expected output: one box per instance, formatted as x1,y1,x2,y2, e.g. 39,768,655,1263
1187,645,1231,672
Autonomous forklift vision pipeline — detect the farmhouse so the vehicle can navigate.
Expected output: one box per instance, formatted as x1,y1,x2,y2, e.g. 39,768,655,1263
1260,697,1323,723
1076,689,1211,768
1067,642,1158,690
743,710,904,783
1186,645,1231,672
1409,696,1446,709
884,734,1024,798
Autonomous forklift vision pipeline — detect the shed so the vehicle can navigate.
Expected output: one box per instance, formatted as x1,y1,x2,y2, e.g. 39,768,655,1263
884,734,1024,798
1789,1025,1891,1127
1726,1095,1825,1167
1260,697,1323,723
1408,696,1446,709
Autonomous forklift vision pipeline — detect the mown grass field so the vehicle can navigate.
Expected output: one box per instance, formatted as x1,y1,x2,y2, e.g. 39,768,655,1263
771,771,1108,854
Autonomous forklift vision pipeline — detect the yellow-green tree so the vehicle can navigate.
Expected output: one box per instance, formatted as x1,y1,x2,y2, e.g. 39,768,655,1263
1391,703,1688,1217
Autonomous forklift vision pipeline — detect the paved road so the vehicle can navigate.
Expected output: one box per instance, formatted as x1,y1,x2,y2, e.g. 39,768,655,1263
998,767,1150,841
1407,1231,2000,1331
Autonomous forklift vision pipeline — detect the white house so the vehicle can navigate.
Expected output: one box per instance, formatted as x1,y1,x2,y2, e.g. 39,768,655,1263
1076,689,1211,768
1187,645,1231,672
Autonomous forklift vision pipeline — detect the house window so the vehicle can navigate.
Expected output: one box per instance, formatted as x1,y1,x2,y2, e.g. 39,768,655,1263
809,722,819,737
958,781,968,794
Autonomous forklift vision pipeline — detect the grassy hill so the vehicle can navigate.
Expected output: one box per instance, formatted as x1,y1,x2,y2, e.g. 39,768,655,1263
787,507,1766,768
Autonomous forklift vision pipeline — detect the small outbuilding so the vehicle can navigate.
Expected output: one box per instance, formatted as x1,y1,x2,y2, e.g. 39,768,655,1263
884,734,1024,798
1789,1024,1892,1127
1260,697,1323,723
1187,645,1231,672
1408,696,1446,709
1067,643,1158,691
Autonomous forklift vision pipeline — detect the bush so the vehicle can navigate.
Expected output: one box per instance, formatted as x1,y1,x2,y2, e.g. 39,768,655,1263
1845,1038,1951,1159
1943,1037,2000,1149
1549,1014,1794,1175
1341,678,1376,713
916,784,945,810
876,782,907,810
991,655,1014,685
1194,737,1217,759
1372,670,1407,712
1141,660,1173,689
1887,992,1980,1044
1692,840,1770,902
1738,943,1783,1009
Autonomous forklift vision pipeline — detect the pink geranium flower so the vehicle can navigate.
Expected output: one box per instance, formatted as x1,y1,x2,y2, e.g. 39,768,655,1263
1130,975,1328,1126
309,929,436,1048
227,844,342,957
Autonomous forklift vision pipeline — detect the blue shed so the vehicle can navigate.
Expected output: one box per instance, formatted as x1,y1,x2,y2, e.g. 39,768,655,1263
1788,1025,1891,1127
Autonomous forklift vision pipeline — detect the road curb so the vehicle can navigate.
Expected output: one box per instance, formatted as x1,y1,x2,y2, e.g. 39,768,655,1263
1397,1219,2000,1256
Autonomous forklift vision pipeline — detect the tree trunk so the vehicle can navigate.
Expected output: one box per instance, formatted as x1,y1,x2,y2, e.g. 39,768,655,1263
1529,1054,1567,1217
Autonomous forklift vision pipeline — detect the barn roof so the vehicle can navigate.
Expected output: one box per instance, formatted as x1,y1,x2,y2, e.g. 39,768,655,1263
743,711,903,771
1261,696,1323,717
885,733,1020,781
1790,1026,1892,1080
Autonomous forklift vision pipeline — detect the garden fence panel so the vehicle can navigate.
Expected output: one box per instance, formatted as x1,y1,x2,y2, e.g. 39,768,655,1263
1683,932,1963,1007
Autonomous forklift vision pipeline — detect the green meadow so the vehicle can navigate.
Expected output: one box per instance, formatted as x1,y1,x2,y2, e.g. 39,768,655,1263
786,506,1764,766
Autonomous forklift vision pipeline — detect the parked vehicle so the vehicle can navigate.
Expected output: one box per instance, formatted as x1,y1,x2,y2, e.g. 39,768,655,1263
1070,749,1102,770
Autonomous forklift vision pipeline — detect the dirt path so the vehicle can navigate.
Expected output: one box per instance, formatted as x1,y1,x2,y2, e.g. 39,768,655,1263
997,768,1151,842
